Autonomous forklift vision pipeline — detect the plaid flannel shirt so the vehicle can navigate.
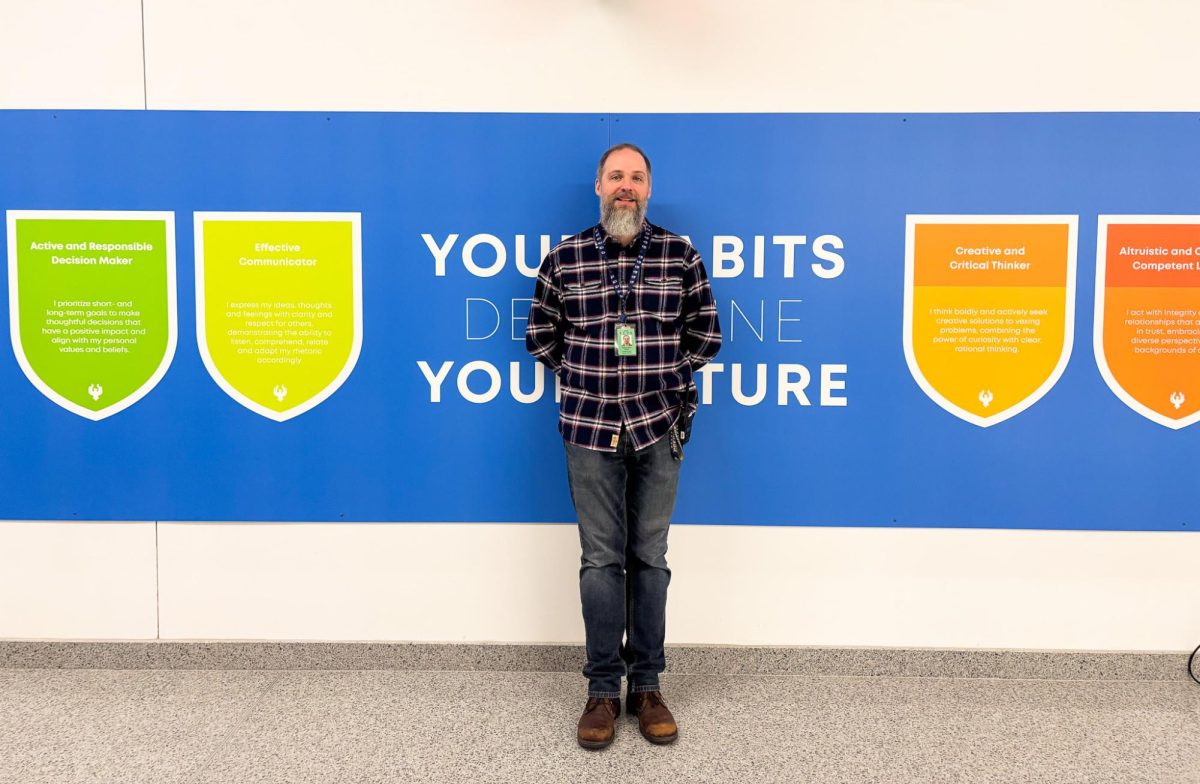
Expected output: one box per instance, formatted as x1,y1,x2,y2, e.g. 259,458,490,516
525,222,722,452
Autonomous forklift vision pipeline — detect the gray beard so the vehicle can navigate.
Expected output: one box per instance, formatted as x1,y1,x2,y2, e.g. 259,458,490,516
600,201,645,240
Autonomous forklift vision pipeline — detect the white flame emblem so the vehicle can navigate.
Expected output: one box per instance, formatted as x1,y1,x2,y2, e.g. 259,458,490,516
273,385,288,402
1169,391,1185,410
87,384,103,401
978,389,994,408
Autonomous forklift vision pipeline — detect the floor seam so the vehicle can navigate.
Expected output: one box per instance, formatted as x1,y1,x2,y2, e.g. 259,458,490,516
178,670,287,783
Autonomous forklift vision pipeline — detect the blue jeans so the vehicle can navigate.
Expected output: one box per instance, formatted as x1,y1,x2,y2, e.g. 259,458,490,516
564,429,680,698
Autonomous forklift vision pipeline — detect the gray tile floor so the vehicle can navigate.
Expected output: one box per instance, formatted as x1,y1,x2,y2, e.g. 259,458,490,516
1,668,1197,784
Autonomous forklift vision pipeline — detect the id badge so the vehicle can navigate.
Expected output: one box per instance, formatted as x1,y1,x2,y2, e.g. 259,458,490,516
615,324,637,356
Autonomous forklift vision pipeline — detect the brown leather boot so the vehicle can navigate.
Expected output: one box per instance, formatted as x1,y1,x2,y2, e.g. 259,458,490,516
577,696,620,749
628,690,678,744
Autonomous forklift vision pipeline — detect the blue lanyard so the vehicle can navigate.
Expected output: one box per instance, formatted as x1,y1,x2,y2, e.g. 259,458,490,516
593,224,651,324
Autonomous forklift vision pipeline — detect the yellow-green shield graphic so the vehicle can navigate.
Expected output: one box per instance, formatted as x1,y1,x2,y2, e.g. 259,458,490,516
195,213,362,421
7,210,177,420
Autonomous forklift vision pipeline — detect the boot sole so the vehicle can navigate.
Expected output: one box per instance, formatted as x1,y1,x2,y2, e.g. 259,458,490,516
578,735,614,750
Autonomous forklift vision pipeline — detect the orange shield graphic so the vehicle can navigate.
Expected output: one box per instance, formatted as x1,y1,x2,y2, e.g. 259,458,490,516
1095,217,1200,429
904,216,1077,427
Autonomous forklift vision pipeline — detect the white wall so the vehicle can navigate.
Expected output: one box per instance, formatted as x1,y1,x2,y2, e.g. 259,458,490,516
0,522,157,638
0,0,144,109
138,0,1200,112
2,0,1199,650
152,523,1197,650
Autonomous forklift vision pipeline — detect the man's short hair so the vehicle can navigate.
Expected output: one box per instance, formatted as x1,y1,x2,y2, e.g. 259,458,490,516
596,143,652,183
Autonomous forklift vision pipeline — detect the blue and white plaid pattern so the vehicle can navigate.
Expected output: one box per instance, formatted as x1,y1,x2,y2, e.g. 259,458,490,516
526,222,722,451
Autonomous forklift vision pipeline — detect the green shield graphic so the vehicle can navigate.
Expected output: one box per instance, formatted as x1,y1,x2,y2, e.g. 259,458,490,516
7,211,177,420
195,212,362,421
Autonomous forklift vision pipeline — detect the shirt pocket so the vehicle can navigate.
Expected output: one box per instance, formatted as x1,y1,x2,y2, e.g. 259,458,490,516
639,276,683,322
563,280,607,327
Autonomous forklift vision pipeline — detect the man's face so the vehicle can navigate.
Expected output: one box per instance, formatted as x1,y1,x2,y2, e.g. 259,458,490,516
595,147,651,221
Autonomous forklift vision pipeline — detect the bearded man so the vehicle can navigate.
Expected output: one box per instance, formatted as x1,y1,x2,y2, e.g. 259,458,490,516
525,143,722,749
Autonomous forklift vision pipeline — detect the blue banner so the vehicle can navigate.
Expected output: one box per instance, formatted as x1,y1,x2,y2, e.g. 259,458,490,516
0,110,1196,530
